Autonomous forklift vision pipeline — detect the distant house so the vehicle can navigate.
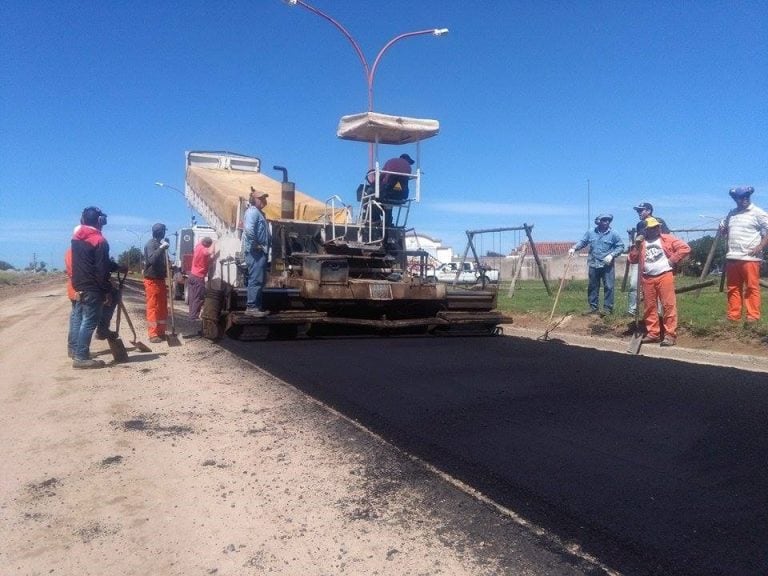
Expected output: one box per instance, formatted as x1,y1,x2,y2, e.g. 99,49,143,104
404,232,454,264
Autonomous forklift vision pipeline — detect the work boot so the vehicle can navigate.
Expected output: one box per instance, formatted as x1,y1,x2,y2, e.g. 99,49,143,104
641,335,661,344
95,329,119,341
582,309,600,317
149,336,164,344
660,336,676,347
72,358,106,369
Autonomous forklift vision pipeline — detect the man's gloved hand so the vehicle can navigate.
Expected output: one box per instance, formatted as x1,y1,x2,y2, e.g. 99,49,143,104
159,239,170,250
603,254,614,265
568,248,576,256
635,235,645,245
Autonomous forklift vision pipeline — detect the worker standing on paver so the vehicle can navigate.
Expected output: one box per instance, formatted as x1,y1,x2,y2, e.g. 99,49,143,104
242,187,271,317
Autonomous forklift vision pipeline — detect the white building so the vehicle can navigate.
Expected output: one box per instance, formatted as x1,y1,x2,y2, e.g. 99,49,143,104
404,232,454,264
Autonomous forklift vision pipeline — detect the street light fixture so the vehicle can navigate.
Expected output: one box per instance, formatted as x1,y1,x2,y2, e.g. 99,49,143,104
155,181,197,226
284,0,448,166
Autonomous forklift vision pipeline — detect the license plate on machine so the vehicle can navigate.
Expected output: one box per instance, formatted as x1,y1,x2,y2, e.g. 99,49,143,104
369,283,393,300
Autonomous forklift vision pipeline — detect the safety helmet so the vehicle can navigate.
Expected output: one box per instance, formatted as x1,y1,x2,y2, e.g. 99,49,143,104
729,186,754,199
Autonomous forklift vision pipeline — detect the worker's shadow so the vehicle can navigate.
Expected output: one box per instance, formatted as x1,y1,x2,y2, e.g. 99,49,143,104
92,349,168,364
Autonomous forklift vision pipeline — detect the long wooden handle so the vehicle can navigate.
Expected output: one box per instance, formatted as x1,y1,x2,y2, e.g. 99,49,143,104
118,300,138,342
166,254,176,331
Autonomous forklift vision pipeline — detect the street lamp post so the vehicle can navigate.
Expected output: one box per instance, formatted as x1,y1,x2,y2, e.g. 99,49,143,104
283,0,448,166
155,181,196,226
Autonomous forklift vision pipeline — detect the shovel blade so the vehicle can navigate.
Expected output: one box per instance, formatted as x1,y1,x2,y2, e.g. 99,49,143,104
132,340,152,353
627,333,643,355
108,337,130,363
166,333,182,347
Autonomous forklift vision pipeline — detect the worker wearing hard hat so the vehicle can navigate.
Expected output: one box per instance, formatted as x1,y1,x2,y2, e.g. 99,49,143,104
628,202,670,316
719,186,768,323
628,217,691,347
569,214,625,316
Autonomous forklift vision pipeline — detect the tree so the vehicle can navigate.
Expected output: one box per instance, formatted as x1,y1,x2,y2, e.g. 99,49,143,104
0,260,15,271
25,260,47,273
117,246,143,273
686,235,726,277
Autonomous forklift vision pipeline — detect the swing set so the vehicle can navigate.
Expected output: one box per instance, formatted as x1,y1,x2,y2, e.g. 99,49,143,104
455,224,552,295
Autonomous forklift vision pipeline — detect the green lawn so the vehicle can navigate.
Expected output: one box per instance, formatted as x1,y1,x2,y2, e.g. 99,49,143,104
495,276,768,341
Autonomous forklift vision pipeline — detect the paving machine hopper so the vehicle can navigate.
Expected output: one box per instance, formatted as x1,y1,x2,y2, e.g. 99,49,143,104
190,113,503,340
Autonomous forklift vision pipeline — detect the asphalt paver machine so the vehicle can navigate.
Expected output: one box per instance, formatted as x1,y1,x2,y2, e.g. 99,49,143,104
192,112,503,340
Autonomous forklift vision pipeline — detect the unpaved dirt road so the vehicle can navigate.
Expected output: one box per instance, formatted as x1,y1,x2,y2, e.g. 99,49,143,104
0,278,606,576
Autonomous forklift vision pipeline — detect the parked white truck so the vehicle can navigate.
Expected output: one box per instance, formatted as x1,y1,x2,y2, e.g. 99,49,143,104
430,261,499,284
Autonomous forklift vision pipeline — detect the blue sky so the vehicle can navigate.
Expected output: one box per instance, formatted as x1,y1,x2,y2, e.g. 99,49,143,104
1,0,766,269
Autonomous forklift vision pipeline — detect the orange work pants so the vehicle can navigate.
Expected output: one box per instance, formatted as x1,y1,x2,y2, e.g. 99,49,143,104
726,260,762,321
641,270,678,340
143,278,168,338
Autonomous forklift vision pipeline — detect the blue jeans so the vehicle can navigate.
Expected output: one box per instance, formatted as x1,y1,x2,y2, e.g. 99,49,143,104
628,263,638,314
588,265,615,312
245,251,267,310
74,291,104,361
69,286,118,352
68,300,82,354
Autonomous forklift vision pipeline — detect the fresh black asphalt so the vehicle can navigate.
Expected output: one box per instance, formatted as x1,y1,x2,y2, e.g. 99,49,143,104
222,334,768,576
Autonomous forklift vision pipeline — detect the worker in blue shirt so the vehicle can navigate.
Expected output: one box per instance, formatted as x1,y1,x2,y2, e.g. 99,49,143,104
569,214,625,316
242,187,271,317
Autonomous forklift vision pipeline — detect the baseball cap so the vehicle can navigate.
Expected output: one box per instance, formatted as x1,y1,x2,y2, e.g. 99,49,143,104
400,153,415,165
645,217,660,228
634,202,653,212
250,186,268,199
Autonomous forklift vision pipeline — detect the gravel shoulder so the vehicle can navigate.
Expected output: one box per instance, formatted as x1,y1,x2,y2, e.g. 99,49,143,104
0,277,609,576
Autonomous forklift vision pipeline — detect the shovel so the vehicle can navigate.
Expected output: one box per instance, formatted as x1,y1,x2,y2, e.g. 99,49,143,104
102,275,129,363
106,322,129,363
165,254,182,347
627,239,645,354
117,299,152,352
115,271,151,353
538,253,574,341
